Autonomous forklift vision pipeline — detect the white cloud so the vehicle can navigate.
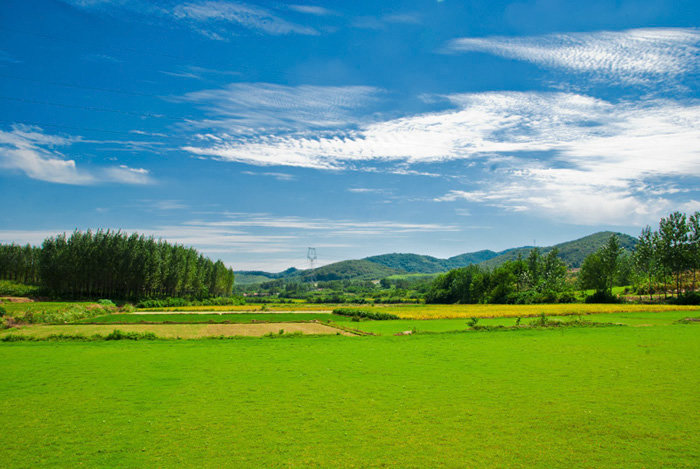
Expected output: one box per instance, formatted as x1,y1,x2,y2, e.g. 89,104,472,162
176,82,383,132
445,28,700,85
62,0,319,38
241,170,296,181
0,125,154,185
183,91,700,225
288,5,336,16
172,1,319,36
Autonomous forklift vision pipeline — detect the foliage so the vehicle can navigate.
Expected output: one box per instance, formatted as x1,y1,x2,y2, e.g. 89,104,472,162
332,308,399,320
584,290,622,304
0,244,41,284
104,329,158,341
0,280,42,297
425,248,570,304
0,230,235,300
18,304,113,324
136,296,245,308
667,292,700,305
626,211,700,298
479,231,637,269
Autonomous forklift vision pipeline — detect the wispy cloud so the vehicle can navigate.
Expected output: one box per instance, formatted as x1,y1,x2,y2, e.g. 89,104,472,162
241,170,296,181
176,82,383,132
0,214,459,270
62,0,319,38
183,91,700,224
347,188,384,193
444,28,700,86
161,65,240,80
0,125,154,185
171,1,319,36
288,5,337,16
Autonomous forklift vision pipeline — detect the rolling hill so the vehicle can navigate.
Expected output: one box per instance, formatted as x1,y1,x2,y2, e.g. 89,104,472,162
234,231,637,284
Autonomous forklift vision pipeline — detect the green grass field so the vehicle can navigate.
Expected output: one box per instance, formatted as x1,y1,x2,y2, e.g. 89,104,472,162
1,323,699,467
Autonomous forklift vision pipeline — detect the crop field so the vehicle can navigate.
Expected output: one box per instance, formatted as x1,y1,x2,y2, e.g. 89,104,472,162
138,303,334,312
137,302,700,318
1,322,699,467
79,312,338,324
0,322,351,339
373,303,700,319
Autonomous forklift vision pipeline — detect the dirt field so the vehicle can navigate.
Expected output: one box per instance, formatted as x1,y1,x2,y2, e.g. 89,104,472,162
1,322,354,338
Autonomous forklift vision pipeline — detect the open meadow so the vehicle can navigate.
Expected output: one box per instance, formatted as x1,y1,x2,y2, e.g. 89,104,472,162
1,319,699,468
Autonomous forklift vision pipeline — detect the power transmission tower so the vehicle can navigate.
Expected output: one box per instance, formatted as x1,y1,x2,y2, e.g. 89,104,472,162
307,247,317,270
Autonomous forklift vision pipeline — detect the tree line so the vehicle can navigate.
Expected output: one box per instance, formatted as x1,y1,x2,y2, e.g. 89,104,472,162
630,211,700,299
0,230,235,300
426,247,572,304
427,210,700,305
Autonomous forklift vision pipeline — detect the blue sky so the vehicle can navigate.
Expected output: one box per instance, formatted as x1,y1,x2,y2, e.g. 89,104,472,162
0,0,698,271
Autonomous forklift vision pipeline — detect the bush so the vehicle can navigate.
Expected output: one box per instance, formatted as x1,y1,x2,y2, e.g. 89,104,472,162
104,329,158,340
667,292,700,305
19,305,108,324
137,296,245,308
332,308,399,320
0,281,42,297
0,305,6,317
97,299,116,307
584,290,621,304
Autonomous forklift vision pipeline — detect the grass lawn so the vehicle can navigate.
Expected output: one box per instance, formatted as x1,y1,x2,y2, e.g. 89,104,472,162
1,324,699,467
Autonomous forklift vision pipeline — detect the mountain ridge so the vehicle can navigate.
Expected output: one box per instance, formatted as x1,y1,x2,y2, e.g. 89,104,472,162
234,231,637,284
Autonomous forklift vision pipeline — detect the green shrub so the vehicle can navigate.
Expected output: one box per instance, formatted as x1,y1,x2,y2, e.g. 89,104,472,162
97,299,116,307
0,281,42,297
104,329,158,340
585,291,621,304
332,308,399,320
667,292,700,305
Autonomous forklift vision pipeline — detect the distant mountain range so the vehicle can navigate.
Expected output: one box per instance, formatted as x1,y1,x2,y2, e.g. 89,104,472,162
235,231,637,285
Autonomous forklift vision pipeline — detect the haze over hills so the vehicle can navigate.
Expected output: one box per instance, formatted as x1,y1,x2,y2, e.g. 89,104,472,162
235,231,637,284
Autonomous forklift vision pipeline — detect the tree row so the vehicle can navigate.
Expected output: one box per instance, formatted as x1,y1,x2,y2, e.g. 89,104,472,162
0,230,235,300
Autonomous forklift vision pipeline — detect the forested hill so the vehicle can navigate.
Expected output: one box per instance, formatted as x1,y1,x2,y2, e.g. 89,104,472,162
478,231,637,269
365,250,498,273
235,231,637,284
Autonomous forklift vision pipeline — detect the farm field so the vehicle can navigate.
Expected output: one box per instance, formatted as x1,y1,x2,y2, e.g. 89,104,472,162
0,322,351,339
78,312,338,324
137,302,700,318
1,323,699,467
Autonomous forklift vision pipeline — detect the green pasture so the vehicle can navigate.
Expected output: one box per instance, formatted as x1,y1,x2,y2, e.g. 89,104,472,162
1,324,699,467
